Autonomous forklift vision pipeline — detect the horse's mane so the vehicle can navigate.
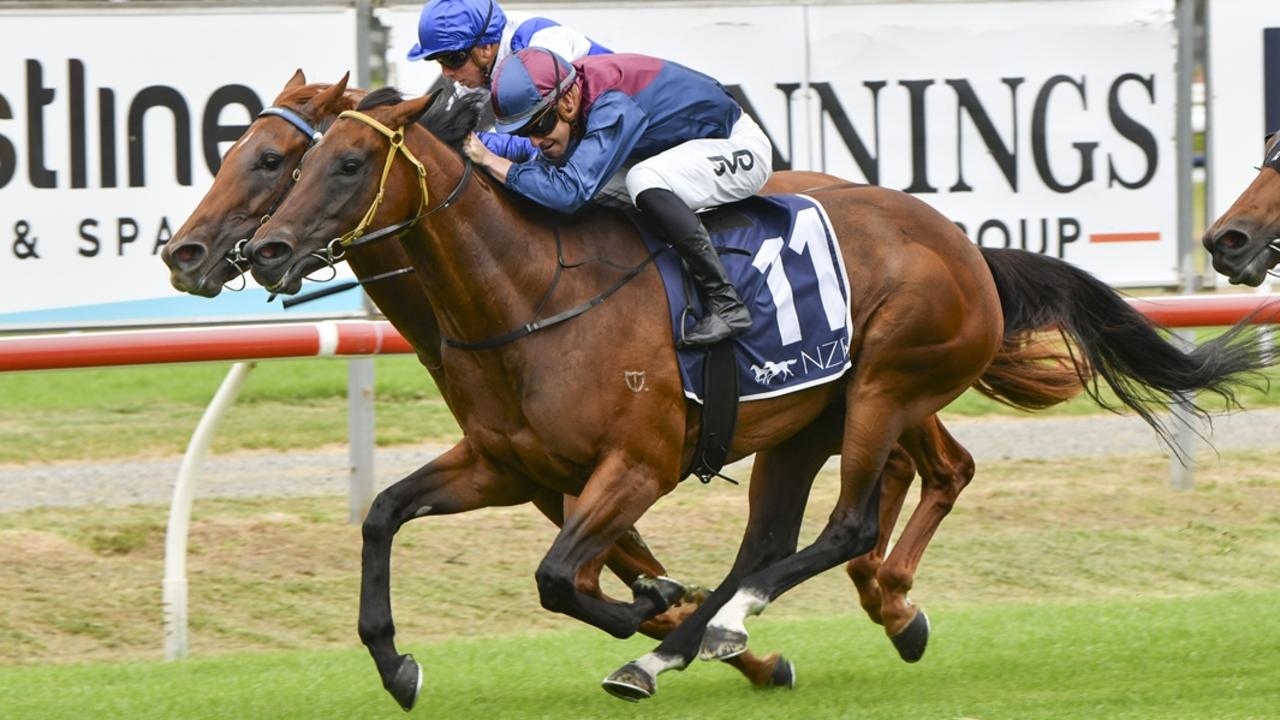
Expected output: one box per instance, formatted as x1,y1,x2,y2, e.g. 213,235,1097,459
356,87,484,150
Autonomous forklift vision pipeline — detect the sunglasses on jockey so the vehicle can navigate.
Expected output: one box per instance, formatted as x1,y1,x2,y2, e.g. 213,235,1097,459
426,0,495,70
508,48,574,138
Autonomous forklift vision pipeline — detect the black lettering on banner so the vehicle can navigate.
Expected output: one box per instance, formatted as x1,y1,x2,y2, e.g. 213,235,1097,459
117,217,138,255
811,81,885,185
1032,75,1097,193
1107,73,1158,189
128,86,192,187
977,219,1011,247
0,91,15,189
1021,219,1049,254
1058,217,1081,257
948,78,1023,193
25,60,56,188
70,59,87,188
202,84,262,176
79,219,100,257
12,220,39,259
153,217,173,254
900,79,937,194
99,88,117,188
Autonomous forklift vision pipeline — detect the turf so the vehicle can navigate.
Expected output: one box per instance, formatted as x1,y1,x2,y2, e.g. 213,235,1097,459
2,591,1277,719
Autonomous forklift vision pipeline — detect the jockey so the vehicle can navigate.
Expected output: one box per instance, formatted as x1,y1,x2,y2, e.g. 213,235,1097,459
462,48,772,348
407,0,611,160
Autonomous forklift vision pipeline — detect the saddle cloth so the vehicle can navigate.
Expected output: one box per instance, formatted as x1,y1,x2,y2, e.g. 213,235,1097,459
639,193,853,402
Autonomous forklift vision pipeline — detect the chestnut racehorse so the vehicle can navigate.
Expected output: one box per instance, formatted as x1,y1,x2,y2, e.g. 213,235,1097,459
163,71,1061,685
1203,132,1280,285
241,86,1265,709
162,70,819,691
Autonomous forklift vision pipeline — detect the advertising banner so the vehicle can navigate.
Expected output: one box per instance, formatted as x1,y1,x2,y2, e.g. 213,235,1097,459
0,6,361,330
381,0,1179,287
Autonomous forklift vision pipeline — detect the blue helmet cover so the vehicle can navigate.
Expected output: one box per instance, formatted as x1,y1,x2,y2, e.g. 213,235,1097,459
408,0,507,61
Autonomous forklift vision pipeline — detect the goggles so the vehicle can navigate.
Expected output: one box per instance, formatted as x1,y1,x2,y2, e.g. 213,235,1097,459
514,104,560,138
431,50,471,70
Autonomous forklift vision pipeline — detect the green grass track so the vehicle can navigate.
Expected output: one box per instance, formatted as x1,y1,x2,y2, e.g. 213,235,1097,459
5,590,1277,720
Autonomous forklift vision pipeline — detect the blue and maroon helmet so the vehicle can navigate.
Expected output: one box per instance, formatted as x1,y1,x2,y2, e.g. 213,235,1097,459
490,47,577,134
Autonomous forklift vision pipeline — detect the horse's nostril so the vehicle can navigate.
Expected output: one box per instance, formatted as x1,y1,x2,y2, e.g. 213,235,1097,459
1217,230,1249,251
171,243,206,267
253,240,293,264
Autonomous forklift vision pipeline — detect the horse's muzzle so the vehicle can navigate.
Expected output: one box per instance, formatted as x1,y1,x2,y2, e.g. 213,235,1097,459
1202,223,1277,286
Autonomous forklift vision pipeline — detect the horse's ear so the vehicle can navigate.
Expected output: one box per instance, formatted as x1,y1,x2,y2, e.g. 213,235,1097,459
391,88,443,129
272,69,308,104
284,68,306,92
307,72,351,114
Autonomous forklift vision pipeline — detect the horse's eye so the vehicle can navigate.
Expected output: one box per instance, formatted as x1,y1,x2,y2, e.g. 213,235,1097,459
340,158,362,175
261,152,283,171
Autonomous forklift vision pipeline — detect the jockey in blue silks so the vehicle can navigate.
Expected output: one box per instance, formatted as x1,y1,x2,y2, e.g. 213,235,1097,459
407,0,611,160
462,48,773,347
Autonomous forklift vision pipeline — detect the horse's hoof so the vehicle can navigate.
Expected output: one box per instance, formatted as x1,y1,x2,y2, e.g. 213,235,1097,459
387,654,423,711
890,608,931,663
601,662,655,702
632,575,686,611
769,655,796,689
699,625,749,661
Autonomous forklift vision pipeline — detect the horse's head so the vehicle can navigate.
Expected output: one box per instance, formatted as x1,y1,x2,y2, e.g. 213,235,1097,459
247,87,481,295
161,70,356,297
1203,131,1280,286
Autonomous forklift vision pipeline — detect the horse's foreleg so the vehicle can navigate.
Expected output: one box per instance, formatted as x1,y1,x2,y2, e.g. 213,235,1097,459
875,414,975,662
359,440,536,712
532,490,789,690
603,415,838,702
846,444,916,625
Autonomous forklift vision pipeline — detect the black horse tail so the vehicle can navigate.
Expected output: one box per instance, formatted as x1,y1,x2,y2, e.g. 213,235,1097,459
978,247,1269,444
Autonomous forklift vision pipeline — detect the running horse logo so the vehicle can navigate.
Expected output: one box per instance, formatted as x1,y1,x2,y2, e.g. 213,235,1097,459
750,359,797,385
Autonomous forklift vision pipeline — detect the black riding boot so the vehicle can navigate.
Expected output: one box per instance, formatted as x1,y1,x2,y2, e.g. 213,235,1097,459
635,188,752,348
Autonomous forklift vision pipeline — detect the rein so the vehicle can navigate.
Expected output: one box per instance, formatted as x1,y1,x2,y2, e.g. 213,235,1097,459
444,228,668,350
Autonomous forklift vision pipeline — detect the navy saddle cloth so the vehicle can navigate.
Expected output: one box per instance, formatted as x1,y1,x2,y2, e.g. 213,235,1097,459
637,193,853,402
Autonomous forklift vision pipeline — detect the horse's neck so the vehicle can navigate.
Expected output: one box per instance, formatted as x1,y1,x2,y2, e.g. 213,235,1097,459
406,131,560,344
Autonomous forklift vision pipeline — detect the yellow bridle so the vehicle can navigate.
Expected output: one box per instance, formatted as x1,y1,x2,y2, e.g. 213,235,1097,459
334,110,431,248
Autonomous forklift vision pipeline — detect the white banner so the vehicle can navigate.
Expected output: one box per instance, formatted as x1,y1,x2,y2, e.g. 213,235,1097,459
0,6,361,329
1206,0,1280,227
382,0,1179,287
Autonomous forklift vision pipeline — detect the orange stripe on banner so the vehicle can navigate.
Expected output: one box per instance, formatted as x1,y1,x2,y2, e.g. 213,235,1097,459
1089,232,1162,243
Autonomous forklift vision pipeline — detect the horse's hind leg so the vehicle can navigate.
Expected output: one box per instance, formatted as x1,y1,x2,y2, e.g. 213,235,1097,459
532,491,790,690
603,412,839,701
846,444,916,626
698,389,910,663
359,440,537,712
872,415,975,662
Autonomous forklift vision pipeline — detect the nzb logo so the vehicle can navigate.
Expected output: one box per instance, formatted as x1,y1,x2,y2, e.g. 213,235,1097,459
708,150,755,176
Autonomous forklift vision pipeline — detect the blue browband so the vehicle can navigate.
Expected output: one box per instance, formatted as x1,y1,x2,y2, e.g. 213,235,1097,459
258,106,323,142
